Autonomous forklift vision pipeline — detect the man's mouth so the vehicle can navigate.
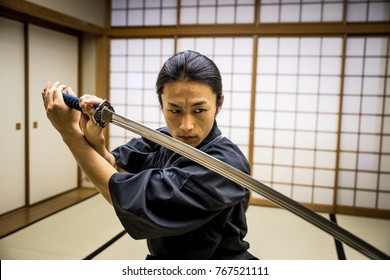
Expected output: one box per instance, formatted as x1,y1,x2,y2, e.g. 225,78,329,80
179,135,194,140
177,135,197,143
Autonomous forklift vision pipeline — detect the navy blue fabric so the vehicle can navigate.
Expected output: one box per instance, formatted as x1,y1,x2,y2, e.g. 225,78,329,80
109,122,256,259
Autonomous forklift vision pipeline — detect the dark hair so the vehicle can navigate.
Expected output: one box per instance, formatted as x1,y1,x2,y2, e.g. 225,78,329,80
155,50,223,108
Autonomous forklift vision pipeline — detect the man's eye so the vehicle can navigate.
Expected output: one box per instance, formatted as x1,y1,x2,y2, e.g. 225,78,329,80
194,109,206,113
169,109,180,114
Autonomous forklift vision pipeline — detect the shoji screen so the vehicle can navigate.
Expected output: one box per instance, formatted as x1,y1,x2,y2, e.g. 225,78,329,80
338,37,390,211
179,0,255,24
111,0,256,26
253,37,343,206
346,0,390,22
111,0,177,26
109,38,175,151
258,0,389,23
177,37,253,157
109,37,252,158
259,0,344,22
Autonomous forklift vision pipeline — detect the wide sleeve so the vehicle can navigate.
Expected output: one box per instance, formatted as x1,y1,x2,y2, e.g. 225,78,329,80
109,155,249,240
112,127,173,173
111,136,158,173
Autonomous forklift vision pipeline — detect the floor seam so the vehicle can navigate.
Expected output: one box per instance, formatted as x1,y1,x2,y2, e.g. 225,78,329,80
329,213,346,260
83,230,127,260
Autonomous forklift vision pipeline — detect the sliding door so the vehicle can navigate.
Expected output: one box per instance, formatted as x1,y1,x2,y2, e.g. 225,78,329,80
0,17,26,215
28,24,78,204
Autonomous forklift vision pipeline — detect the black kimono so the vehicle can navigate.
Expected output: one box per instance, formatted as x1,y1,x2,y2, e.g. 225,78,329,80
109,121,256,259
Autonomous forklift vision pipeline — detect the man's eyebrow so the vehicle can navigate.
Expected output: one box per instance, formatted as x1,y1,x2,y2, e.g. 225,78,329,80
165,101,209,107
166,101,180,107
192,101,208,107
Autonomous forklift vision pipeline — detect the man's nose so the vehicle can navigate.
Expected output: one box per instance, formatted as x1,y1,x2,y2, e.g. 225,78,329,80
180,114,195,131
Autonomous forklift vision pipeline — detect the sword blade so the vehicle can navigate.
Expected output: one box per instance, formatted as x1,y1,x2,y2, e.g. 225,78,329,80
102,107,389,260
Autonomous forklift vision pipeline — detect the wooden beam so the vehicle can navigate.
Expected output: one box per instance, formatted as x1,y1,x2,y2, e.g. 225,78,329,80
0,0,105,35
95,35,110,149
107,23,390,38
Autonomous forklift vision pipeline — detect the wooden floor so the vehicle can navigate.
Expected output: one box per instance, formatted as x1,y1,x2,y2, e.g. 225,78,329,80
0,187,98,238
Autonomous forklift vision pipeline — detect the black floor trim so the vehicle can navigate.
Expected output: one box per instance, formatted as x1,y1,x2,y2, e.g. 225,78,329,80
329,214,346,260
83,230,127,260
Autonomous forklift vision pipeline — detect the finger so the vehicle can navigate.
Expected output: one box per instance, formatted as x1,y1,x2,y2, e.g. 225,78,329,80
80,95,103,108
46,81,67,109
79,94,101,115
42,81,51,96
66,87,77,97
42,92,47,108
46,81,60,103
86,103,95,116
41,81,52,108
53,84,67,105
49,81,60,92
45,81,52,93
79,94,90,114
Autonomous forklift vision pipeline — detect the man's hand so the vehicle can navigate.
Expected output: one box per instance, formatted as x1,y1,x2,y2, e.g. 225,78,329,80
42,81,82,139
79,94,106,154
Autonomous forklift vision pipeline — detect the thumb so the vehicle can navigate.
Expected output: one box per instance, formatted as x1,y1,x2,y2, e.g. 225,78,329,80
86,103,95,116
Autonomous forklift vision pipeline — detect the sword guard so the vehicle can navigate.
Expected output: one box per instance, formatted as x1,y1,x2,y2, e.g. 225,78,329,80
92,99,115,128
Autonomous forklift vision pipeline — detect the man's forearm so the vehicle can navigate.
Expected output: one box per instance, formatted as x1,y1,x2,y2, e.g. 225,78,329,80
85,133,117,169
93,142,117,168
63,132,117,204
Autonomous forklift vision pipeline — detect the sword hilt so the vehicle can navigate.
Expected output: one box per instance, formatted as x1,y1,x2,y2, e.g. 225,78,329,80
62,93,82,111
61,93,114,128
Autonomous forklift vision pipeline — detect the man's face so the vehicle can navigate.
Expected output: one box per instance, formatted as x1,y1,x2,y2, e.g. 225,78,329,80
161,81,222,147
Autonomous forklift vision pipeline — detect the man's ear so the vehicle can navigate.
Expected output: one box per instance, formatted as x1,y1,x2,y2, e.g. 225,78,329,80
216,94,224,115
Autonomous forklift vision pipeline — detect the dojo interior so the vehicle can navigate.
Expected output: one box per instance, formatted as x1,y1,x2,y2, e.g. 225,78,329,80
0,0,389,260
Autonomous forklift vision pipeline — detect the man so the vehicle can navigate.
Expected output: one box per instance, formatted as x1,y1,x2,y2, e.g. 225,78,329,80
42,50,257,259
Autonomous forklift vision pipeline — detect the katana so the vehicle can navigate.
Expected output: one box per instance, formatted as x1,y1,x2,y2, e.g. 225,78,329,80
62,93,389,260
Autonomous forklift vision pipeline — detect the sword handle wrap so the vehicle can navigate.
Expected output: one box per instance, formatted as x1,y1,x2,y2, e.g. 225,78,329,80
61,92,114,128
62,93,82,112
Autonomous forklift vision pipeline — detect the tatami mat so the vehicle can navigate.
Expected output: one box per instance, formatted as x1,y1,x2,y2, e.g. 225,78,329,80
336,214,390,260
0,195,123,259
0,194,388,260
92,234,149,260
245,206,338,259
